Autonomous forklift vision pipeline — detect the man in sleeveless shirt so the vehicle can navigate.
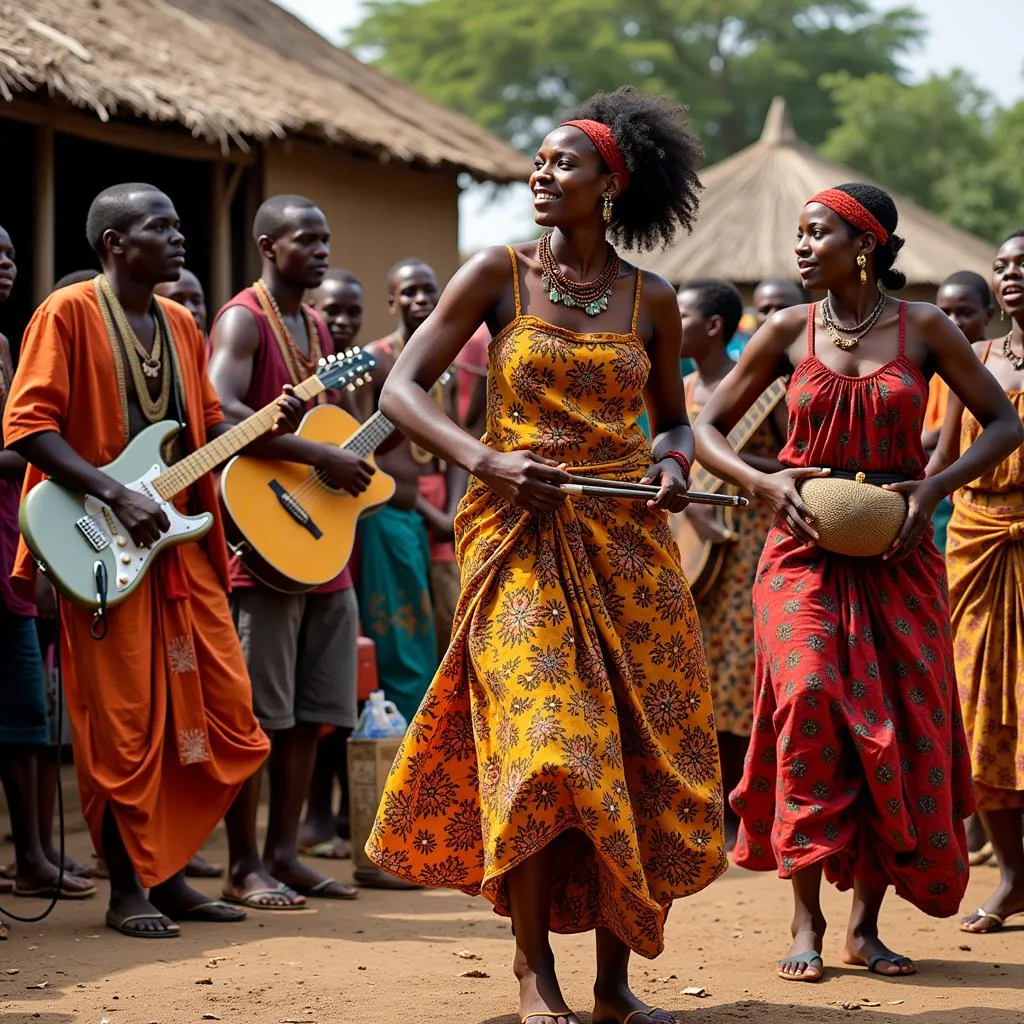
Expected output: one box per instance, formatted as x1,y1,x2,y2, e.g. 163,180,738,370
3,184,302,937
357,260,466,719
208,195,372,907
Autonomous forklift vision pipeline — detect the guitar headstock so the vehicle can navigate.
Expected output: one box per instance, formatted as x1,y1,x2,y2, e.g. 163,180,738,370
316,349,376,392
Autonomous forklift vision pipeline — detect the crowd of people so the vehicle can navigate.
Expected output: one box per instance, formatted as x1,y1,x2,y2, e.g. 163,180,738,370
1,82,1023,1024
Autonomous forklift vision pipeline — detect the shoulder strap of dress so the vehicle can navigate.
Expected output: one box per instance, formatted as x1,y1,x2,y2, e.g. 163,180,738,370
897,300,907,357
506,245,522,318
981,339,993,364
807,303,816,357
630,270,644,336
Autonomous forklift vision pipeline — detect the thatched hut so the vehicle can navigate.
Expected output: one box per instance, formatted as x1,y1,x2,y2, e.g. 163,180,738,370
632,97,996,305
0,0,530,338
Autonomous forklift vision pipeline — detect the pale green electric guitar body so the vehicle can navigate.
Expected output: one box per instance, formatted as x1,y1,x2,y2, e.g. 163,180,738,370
19,421,212,610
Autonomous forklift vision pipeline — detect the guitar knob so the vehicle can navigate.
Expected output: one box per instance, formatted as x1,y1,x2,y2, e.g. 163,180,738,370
117,575,128,586
120,554,132,565
116,537,128,548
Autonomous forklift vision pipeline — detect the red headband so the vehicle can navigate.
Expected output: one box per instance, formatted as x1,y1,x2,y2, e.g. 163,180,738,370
559,119,630,191
807,188,889,245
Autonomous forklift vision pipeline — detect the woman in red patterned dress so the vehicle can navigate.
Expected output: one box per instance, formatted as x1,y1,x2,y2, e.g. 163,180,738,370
693,183,1023,982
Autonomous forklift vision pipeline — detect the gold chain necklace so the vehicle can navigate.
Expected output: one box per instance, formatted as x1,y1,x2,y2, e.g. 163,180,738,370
821,292,887,351
96,276,171,423
252,280,323,386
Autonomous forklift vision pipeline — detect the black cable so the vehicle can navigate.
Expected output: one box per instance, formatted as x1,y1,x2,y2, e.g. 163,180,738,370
0,586,66,924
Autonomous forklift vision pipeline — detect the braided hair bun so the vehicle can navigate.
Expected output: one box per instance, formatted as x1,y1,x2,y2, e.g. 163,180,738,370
832,183,907,291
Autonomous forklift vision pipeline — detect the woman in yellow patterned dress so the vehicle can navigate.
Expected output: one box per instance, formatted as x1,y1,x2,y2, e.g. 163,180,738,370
366,87,725,1024
931,229,1024,935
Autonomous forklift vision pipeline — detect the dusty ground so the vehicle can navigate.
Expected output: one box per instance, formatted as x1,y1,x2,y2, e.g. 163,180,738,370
0,828,1021,1024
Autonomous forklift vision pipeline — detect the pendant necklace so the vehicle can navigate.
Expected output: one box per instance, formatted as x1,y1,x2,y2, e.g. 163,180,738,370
822,291,887,351
538,232,620,317
1003,330,1024,371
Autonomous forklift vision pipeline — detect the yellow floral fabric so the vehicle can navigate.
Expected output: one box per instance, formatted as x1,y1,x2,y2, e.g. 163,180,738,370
367,250,725,958
947,387,1024,811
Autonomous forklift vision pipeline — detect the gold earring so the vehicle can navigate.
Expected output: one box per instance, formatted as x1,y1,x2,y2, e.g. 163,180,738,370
856,253,867,284
1001,305,1007,322
602,194,613,225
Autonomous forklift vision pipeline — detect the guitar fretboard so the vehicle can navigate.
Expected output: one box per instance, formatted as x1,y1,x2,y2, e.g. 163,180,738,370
691,376,788,495
152,375,327,499
344,411,395,457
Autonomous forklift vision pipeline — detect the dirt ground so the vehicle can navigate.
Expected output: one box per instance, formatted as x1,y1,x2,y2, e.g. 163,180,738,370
0,828,1021,1024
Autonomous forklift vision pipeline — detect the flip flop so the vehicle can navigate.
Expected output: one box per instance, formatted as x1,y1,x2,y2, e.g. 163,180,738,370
300,838,352,860
166,901,246,923
221,884,306,910
13,880,98,900
594,1010,673,1024
960,907,1008,933
777,951,825,982
105,910,181,939
866,953,916,975
289,877,359,900
521,1012,574,1023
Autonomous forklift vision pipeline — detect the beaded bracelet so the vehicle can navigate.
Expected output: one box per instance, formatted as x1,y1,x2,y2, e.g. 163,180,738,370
657,449,691,481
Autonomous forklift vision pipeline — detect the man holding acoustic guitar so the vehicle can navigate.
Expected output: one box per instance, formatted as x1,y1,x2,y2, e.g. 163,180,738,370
3,183,305,937
207,194,374,909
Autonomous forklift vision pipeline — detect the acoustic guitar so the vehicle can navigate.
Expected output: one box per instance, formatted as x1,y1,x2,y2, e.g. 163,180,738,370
671,376,788,599
220,408,397,593
18,350,374,614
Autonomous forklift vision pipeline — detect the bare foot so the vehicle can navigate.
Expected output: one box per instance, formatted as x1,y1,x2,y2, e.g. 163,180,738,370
959,879,1024,933
842,931,915,976
593,979,676,1023
777,912,827,982
514,951,579,1024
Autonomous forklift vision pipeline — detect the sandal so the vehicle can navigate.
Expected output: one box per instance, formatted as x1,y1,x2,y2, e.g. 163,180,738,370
521,1013,574,1023
300,837,352,860
968,842,994,867
777,951,824,982
289,877,358,900
221,883,306,910
866,953,915,975
593,1011,673,1024
166,901,246,923
105,910,181,939
960,907,1010,934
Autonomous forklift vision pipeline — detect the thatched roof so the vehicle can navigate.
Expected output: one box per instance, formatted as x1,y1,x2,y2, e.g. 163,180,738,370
632,97,994,288
0,0,531,183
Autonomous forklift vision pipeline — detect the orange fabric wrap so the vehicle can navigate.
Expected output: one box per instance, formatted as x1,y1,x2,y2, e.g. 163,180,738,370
2,282,268,885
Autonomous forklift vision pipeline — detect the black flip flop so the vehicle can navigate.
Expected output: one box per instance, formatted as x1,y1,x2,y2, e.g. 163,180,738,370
105,910,181,939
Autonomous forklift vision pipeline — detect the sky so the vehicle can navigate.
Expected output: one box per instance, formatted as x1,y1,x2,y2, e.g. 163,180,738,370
274,0,1024,251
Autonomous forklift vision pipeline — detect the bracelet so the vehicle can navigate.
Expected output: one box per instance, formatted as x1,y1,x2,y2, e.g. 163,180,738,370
659,449,691,480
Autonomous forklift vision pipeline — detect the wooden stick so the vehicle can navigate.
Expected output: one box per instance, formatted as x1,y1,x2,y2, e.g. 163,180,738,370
561,482,748,506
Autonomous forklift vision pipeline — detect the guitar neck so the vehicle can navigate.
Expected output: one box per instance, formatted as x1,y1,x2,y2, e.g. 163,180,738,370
152,375,328,500
690,376,788,494
343,411,395,457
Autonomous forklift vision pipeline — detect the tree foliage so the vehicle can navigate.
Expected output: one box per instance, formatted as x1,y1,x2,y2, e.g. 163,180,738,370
348,0,923,162
820,71,1024,242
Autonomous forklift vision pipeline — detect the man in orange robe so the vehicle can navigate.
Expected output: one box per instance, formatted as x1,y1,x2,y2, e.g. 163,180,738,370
3,183,299,938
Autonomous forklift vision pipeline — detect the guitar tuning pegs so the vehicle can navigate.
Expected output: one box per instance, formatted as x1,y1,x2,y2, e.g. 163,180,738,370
346,383,356,391
328,353,337,363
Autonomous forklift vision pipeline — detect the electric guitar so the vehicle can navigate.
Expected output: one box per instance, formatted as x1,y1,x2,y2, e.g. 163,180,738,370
18,350,375,612
671,376,788,599
220,408,397,593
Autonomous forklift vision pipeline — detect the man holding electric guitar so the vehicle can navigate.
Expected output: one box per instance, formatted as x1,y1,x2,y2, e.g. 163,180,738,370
207,194,373,908
3,184,305,938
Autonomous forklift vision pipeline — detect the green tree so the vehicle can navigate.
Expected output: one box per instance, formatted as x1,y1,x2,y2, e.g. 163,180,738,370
820,71,1024,241
348,0,923,162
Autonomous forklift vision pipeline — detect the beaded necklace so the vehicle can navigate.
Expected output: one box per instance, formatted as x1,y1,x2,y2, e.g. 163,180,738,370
821,291,887,352
1003,330,1024,372
252,280,324,394
538,232,620,317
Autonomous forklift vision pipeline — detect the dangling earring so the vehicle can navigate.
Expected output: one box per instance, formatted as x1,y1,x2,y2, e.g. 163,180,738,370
856,253,868,285
602,193,613,225
1001,304,1007,322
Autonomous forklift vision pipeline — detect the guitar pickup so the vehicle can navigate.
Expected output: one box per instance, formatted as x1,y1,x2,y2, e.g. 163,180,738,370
268,479,323,539
76,515,110,552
